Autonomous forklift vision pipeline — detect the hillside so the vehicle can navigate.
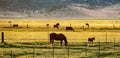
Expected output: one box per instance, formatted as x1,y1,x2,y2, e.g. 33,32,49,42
0,0,120,18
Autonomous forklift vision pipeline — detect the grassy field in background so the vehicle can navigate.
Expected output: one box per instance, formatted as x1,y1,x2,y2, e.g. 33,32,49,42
0,18,120,29
0,18,120,58
0,18,120,42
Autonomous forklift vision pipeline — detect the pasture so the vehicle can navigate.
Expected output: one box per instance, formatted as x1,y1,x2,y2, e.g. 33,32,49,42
0,18,120,58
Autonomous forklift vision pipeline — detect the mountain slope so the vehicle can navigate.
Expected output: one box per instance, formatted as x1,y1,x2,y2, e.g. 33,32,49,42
0,0,120,18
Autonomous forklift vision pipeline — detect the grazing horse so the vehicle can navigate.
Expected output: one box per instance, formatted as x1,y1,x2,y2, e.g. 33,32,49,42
13,24,18,27
53,24,59,29
66,26,74,31
50,33,68,47
88,37,95,46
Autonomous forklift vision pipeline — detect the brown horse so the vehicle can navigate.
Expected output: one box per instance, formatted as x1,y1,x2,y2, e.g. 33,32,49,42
88,37,95,46
53,24,59,29
66,26,74,31
50,33,68,47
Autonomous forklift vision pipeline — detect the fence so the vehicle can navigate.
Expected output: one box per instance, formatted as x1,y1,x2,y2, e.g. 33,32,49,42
0,32,120,58
0,41,120,58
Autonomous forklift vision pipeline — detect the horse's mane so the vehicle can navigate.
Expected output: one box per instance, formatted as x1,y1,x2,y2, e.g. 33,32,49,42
59,33,68,43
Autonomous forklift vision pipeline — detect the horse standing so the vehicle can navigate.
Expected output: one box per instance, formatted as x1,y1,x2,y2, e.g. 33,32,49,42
53,23,60,29
53,24,59,29
50,33,68,47
66,26,74,31
88,37,95,46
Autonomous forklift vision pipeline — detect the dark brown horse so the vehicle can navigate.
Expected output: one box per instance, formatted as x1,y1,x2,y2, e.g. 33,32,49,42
53,24,59,29
50,33,68,47
53,23,60,29
88,37,95,46
66,26,74,31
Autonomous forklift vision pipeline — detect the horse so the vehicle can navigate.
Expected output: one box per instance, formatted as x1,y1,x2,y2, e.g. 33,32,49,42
66,26,74,31
88,37,95,46
53,24,59,29
50,33,68,47
13,24,18,27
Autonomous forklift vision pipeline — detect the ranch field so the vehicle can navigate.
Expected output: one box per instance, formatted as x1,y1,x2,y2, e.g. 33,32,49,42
0,18,120,58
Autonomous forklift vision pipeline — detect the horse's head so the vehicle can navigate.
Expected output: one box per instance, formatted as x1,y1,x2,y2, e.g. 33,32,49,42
65,42,68,47
92,37,95,40
60,34,68,47
53,24,59,29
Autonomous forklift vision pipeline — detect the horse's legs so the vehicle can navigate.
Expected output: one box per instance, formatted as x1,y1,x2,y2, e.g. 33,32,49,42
61,40,63,47
88,41,92,46
52,40,54,47
90,42,93,46
50,40,54,47
88,41,90,46
50,41,52,47
91,42,93,46
90,41,93,46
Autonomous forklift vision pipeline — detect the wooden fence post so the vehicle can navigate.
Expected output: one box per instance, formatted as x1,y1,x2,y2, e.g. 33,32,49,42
11,50,13,58
33,47,35,58
106,32,107,45
53,47,54,58
114,38,116,56
67,45,69,58
1,32,4,43
98,39,100,57
86,42,88,56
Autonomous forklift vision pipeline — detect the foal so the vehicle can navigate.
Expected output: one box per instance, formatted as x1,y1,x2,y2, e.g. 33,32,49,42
88,37,95,46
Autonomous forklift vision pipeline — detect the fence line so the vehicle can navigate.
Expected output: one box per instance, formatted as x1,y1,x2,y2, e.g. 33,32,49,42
1,32,120,58
3,42,119,58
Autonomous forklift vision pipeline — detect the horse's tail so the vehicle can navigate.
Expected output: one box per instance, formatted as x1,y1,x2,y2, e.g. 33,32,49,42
49,34,52,44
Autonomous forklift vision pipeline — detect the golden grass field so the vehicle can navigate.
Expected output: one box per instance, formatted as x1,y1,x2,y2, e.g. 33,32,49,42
0,18,120,43
0,18,120,29
0,18,120,58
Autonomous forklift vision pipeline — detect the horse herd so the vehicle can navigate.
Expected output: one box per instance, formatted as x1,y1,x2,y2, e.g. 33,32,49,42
53,23,75,31
49,33,95,47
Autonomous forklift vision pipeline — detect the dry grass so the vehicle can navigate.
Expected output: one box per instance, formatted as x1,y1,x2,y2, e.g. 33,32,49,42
0,18,120,58
0,18,120,28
